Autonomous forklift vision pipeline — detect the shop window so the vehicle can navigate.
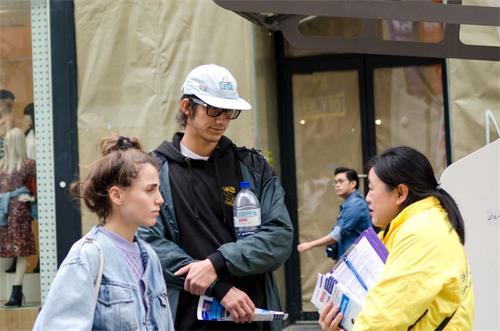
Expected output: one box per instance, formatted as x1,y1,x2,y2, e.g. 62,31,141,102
0,0,41,324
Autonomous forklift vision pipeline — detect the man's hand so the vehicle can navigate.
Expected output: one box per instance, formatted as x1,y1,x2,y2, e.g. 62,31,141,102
174,259,217,295
297,242,313,253
220,287,255,323
319,301,344,331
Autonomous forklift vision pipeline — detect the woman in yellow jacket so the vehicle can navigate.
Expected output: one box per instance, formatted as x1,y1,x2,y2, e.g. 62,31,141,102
320,146,474,331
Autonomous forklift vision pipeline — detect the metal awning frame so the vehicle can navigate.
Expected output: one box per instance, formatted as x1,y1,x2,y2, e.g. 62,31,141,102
215,0,500,61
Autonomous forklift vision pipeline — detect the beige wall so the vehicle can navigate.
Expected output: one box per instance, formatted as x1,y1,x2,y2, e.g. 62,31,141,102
447,0,500,160
448,59,500,161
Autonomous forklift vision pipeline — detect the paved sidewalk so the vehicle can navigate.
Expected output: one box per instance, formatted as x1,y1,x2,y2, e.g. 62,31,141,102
284,321,321,331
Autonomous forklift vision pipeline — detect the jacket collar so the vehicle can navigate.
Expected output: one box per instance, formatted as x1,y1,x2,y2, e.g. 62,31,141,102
88,226,152,286
340,190,362,210
382,196,441,243
169,132,234,160
346,190,362,202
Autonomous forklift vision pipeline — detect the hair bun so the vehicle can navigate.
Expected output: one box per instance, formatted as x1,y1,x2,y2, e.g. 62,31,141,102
117,136,134,150
100,135,143,156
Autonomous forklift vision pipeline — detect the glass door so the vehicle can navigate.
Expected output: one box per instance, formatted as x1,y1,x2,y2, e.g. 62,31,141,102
292,70,364,311
278,53,450,322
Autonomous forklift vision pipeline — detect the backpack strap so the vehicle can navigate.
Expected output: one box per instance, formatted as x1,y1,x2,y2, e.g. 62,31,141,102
434,255,469,330
83,237,104,300
434,308,458,331
408,307,458,331
408,309,428,330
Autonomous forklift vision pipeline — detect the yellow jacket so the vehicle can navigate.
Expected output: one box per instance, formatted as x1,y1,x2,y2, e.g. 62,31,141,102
353,196,474,331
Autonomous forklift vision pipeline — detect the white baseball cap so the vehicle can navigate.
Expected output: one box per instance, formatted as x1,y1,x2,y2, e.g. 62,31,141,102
181,64,252,111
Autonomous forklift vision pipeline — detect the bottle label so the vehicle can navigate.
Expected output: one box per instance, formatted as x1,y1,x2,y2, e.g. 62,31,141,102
234,209,261,228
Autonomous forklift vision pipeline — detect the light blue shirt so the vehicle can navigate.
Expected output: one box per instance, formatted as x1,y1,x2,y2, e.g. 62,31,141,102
33,226,174,331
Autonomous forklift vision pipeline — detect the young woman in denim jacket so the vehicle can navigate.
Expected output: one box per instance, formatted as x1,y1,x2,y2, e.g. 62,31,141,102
33,136,174,331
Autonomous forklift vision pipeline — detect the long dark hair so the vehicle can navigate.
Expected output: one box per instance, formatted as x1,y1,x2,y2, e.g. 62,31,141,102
367,146,465,244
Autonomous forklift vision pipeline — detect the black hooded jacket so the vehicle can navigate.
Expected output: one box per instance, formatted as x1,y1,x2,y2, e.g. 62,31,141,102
140,133,293,330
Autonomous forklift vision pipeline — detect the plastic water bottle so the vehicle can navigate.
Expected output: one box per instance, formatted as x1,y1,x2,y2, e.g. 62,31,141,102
233,181,261,239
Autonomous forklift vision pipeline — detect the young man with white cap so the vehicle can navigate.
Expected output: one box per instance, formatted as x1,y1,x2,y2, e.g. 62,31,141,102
139,64,293,330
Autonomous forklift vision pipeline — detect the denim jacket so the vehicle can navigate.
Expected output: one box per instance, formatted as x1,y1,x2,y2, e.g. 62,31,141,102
33,226,174,331
0,185,30,227
328,190,372,259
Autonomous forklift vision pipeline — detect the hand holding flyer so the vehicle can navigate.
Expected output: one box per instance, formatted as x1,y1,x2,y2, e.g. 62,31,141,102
311,227,388,331
197,295,288,322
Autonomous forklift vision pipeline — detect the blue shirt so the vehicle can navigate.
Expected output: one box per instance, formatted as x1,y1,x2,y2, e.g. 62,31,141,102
329,190,372,259
33,226,174,331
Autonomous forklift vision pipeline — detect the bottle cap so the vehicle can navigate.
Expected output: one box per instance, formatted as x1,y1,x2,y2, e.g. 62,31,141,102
239,181,250,189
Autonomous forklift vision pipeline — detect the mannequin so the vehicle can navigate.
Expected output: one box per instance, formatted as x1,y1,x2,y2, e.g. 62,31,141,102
23,102,38,273
0,89,14,160
5,103,37,274
0,128,36,307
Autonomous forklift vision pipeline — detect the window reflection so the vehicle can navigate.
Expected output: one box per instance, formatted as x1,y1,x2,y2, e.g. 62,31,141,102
298,16,362,38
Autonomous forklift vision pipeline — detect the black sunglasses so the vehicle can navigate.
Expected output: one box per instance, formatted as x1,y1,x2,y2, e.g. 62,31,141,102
190,98,242,120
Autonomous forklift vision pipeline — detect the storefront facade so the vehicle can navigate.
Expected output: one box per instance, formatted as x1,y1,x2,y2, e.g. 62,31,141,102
0,0,498,329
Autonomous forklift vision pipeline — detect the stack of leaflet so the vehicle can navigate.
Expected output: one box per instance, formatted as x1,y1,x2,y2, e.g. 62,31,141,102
197,295,288,322
311,227,388,331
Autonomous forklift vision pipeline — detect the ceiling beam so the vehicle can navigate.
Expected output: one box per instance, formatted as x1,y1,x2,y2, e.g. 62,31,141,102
215,0,500,26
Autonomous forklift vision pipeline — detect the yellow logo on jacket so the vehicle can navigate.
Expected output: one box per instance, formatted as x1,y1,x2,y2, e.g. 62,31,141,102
222,186,236,206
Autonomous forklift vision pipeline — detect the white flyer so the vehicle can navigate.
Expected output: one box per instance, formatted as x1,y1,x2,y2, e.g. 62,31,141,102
197,295,288,322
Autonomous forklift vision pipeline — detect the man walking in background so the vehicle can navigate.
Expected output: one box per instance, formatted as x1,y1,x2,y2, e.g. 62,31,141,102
297,167,371,260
